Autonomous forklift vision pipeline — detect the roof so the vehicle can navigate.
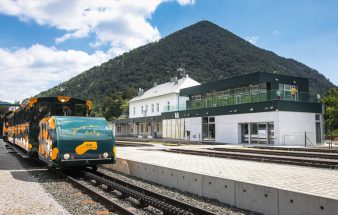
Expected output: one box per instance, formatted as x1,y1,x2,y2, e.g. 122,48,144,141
0,101,19,116
129,76,200,102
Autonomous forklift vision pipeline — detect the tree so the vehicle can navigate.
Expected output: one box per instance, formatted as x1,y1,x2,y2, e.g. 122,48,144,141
101,92,130,121
321,88,338,139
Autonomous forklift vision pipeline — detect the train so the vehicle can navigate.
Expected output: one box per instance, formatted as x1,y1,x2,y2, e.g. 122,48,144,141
2,96,116,169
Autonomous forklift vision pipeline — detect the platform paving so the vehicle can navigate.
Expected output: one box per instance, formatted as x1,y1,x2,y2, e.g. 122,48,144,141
116,145,338,199
110,144,338,215
0,140,69,215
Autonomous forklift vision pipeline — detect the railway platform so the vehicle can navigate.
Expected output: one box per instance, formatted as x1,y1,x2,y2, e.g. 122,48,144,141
0,140,69,215
106,144,338,215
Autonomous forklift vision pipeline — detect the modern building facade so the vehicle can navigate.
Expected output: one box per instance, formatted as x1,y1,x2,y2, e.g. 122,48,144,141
114,72,324,146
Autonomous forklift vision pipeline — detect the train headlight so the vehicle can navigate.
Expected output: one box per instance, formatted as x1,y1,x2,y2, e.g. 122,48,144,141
103,152,109,158
64,153,70,160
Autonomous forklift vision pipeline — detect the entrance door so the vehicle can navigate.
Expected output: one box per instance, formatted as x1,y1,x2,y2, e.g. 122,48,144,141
202,117,215,141
241,124,249,143
240,122,274,144
250,123,258,144
258,123,268,144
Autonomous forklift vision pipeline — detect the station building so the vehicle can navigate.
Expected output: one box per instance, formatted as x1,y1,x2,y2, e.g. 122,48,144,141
113,72,324,146
113,75,200,138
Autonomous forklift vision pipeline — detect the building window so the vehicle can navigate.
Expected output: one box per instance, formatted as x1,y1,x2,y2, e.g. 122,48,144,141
145,105,148,114
117,126,121,133
156,103,159,112
141,106,144,114
151,104,154,113
156,123,160,132
202,117,215,141
133,107,135,115
141,124,144,133
167,101,170,111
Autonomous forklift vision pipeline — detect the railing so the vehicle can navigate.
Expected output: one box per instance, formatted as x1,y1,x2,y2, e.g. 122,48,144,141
163,104,187,112
163,90,320,112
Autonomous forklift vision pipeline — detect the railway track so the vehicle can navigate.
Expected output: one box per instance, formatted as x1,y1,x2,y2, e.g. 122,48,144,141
51,168,137,215
249,146,338,153
209,147,338,160
164,148,338,169
81,169,216,215
53,168,216,215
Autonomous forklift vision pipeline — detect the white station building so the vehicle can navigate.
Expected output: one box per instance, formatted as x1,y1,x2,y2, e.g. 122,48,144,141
114,72,324,146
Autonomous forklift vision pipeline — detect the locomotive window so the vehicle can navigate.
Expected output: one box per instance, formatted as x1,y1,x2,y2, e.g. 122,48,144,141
32,103,51,122
74,104,87,116
55,104,72,116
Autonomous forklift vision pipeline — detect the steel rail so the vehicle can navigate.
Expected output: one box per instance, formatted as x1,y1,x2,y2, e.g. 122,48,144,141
209,147,338,159
164,148,338,169
50,168,137,215
83,170,217,215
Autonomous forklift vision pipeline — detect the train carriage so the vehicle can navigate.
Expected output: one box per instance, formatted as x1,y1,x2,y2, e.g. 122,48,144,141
3,96,116,169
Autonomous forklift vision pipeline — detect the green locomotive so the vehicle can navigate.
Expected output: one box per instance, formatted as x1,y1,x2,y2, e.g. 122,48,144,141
3,96,116,169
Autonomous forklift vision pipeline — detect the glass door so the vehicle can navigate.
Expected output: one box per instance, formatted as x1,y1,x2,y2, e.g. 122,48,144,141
250,123,258,144
258,123,268,144
202,117,215,141
241,123,249,143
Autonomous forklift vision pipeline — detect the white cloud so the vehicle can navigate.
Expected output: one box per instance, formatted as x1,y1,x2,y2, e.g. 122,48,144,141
177,0,196,5
272,30,280,35
0,0,196,102
0,45,109,102
0,0,193,56
245,36,259,45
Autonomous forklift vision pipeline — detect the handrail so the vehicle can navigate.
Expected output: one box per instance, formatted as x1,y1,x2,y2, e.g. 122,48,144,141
163,90,320,112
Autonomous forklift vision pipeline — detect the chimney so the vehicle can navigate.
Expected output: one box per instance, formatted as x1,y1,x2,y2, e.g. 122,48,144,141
154,82,157,87
138,88,144,96
174,76,178,85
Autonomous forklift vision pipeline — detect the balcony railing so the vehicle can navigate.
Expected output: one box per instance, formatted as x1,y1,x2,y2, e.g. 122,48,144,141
163,90,320,112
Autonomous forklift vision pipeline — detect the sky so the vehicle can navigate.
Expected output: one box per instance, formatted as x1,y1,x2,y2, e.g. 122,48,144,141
0,0,337,102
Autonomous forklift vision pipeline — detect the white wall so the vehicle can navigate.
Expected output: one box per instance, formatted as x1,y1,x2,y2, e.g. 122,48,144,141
277,112,318,146
185,117,202,141
215,112,279,144
182,111,321,145
129,93,179,118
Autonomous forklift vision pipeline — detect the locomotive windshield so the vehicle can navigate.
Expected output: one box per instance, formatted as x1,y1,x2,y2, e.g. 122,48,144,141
57,117,111,140
74,104,88,116
55,103,72,116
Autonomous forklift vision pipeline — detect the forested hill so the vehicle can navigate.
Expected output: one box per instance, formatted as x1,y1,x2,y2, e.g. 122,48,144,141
38,20,334,106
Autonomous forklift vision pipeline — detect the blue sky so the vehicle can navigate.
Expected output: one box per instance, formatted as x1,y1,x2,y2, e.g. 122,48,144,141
0,0,337,102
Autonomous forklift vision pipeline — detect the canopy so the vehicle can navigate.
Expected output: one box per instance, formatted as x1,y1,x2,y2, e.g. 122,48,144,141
0,101,19,116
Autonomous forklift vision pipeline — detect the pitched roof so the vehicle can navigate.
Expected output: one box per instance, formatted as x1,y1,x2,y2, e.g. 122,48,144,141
129,76,200,102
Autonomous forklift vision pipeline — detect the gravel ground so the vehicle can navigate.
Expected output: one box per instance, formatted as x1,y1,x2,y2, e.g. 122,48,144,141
80,177,162,215
28,170,119,215
0,141,69,215
99,167,260,215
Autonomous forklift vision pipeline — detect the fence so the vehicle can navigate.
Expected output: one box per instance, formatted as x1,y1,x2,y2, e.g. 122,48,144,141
281,132,317,146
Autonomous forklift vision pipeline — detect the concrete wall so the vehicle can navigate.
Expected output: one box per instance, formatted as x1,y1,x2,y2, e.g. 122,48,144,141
213,111,320,145
277,112,319,145
184,117,202,141
106,158,338,215
215,112,278,144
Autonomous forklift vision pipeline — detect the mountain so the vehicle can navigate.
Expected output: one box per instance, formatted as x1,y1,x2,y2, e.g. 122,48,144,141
38,21,334,105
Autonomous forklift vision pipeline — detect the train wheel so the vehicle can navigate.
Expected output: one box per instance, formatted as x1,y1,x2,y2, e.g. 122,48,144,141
91,165,98,171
